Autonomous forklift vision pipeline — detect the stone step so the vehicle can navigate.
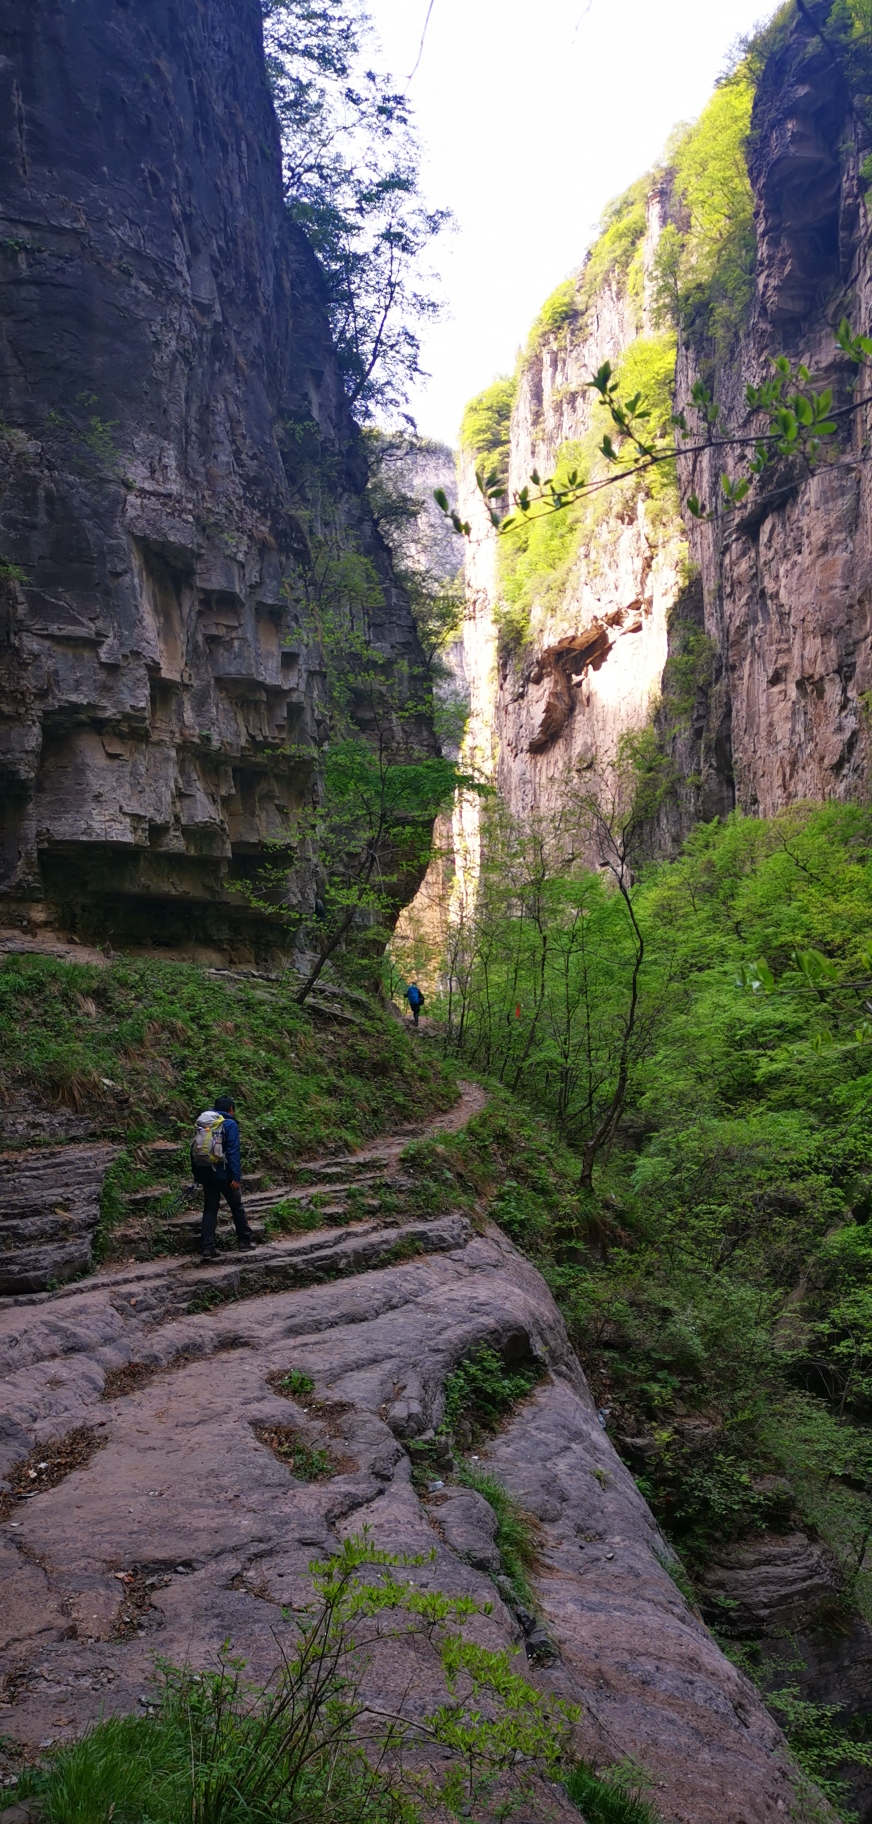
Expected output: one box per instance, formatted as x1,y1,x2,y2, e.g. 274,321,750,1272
162,1214,268,1252
124,1172,263,1212
291,1160,395,1185
178,1212,473,1311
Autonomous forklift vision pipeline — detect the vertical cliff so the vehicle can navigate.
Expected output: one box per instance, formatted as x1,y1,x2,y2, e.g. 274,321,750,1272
673,1,872,817
451,184,688,839
0,0,425,957
436,4,872,873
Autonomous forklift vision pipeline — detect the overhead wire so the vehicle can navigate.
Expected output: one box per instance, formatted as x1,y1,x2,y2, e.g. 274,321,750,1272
407,0,437,84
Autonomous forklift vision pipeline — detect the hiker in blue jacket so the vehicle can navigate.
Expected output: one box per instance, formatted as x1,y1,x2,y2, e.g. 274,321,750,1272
191,1095,256,1262
405,981,424,1027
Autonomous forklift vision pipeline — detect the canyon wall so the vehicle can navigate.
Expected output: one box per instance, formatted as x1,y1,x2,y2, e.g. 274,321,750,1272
447,2,872,859
0,0,425,958
459,195,687,830
675,3,872,820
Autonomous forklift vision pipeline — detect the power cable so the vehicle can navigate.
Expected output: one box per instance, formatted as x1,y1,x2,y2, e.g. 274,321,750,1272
407,0,437,84
571,0,596,44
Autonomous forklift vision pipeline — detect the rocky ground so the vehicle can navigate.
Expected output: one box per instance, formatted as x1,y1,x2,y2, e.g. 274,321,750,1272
0,1087,825,1823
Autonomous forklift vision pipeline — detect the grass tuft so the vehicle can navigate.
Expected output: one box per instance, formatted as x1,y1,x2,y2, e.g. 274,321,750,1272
456,1461,536,1606
565,1762,661,1823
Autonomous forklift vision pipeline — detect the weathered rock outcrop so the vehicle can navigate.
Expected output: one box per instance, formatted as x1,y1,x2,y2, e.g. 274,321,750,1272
0,0,424,956
672,4,872,820
439,4,872,866
0,1143,120,1295
461,197,685,828
0,1122,823,1820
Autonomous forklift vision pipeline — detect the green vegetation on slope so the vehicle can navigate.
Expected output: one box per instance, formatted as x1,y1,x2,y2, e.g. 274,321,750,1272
524,176,650,365
495,328,681,653
654,70,756,350
458,375,516,489
14,1534,642,1824
0,953,457,1243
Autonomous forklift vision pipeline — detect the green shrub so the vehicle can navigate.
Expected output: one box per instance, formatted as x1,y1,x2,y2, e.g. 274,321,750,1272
565,1761,661,1823
456,1461,537,1606
442,1343,541,1438
18,1535,578,1824
655,72,756,349
577,179,649,326
525,276,578,358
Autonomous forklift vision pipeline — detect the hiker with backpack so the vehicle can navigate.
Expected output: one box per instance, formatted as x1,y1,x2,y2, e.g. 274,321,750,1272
191,1096,257,1262
405,981,425,1027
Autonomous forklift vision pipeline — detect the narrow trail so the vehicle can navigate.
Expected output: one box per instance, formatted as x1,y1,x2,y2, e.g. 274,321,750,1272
107,1079,488,1284
1,1081,488,1307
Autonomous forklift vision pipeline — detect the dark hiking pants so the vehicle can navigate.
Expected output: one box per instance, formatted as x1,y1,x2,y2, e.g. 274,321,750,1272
201,1177,252,1252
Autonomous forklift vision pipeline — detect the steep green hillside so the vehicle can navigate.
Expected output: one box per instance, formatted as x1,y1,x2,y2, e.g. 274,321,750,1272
0,954,458,1254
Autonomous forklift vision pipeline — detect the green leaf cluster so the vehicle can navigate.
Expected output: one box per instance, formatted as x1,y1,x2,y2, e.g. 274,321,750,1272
442,1343,541,1439
262,1,450,420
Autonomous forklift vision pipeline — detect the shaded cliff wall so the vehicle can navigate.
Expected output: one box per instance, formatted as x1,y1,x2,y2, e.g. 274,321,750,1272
0,0,425,958
673,2,872,820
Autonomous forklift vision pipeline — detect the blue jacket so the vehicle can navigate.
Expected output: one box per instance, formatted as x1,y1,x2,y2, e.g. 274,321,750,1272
218,1115,242,1182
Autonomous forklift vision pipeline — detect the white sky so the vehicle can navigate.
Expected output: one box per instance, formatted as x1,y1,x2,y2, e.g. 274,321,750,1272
365,0,776,444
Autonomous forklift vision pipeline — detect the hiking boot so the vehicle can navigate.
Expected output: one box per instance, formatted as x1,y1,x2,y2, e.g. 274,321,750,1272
195,1249,219,1265
237,1235,257,1251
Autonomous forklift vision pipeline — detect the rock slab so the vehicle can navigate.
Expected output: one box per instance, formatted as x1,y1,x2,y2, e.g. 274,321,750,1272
0,1216,824,1822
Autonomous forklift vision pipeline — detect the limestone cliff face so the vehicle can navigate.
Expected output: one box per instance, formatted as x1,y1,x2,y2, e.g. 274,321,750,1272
675,5,872,817
453,5,872,853
457,195,685,830
0,0,423,956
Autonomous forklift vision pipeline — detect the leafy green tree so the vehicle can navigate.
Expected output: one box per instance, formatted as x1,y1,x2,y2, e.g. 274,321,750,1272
262,0,450,420
441,744,675,1189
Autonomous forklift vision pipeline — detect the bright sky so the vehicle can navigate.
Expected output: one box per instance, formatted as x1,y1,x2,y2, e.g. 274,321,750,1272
366,0,775,444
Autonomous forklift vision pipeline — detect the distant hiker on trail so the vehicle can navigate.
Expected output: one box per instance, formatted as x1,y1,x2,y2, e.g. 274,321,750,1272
191,1096,257,1262
405,981,425,1027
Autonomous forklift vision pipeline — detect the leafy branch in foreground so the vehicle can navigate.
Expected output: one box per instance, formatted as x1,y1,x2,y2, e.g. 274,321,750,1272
434,318,872,539
16,1533,594,1824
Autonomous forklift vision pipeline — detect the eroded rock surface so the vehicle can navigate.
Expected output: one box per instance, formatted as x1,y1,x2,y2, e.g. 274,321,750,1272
0,0,424,954
0,1144,120,1295
673,7,872,819
0,1118,821,1821
701,1531,839,1637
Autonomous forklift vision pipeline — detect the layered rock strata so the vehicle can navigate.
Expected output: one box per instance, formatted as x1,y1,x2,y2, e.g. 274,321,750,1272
0,0,425,956
0,1143,120,1294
